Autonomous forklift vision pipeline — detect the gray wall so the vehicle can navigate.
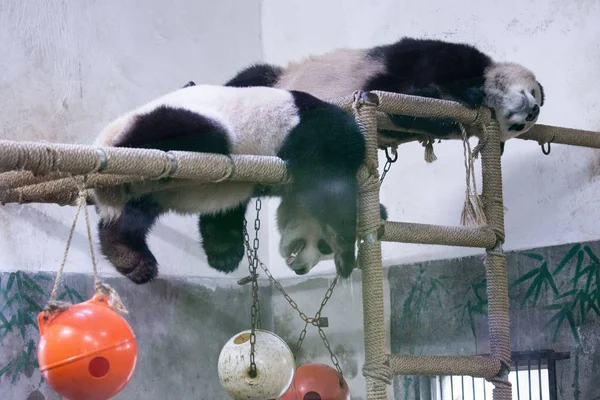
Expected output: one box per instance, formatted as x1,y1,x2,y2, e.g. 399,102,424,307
389,240,600,400
0,272,272,400
2,242,600,400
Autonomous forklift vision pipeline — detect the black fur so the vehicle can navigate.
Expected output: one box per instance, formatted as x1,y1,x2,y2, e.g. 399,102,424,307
537,82,545,107
98,89,367,283
364,38,492,138
190,63,291,279
279,91,366,277
114,105,231,154
224,63,284,88
97,106,240,283
223,36,542,145
97,196,163,284
199,201,248,273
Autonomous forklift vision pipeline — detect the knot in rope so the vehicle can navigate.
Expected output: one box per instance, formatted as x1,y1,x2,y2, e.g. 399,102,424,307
42,300,72,319
95,282,129,314
362,360,393,385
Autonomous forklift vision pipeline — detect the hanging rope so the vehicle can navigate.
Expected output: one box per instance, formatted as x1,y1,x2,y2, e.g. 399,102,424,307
421,136,438,163
42,176,128,319
459,123,487,227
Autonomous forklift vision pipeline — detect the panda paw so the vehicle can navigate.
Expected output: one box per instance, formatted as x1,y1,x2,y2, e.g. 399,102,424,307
99,244,159,285
116,256,159,285
334,249,356,279
330,234,357,279
203,238,245,274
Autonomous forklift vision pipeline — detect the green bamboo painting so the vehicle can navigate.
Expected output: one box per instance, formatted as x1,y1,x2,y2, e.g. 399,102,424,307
0,271,83,384
511,243,600,344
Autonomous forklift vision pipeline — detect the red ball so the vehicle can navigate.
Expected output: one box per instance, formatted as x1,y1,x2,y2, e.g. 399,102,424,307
37,294,137,400
279,363,351,400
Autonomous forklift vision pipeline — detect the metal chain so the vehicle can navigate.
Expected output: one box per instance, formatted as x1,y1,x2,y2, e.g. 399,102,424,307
240,200,344,381
243,199,262,378
379,146,398,186
244,241,344,378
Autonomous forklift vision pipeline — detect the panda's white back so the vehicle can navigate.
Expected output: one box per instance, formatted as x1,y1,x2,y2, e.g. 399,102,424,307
129,84,300,156
93,84,302,218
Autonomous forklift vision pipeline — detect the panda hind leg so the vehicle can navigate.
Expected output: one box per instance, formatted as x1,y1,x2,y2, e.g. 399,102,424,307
199,201,248,274
97,196,163,284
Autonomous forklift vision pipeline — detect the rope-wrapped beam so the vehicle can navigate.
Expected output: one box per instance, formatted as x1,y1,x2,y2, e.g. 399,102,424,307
371,90,492,127
388,354,501,379
518,123,600,149
381,221,497,248
0,140,289,184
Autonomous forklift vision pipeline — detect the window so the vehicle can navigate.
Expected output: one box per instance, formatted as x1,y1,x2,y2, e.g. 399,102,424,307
430,350,569,400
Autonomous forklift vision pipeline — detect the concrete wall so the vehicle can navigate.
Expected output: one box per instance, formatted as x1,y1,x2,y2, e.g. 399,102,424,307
388,239,600,400
0,271,272,399
261,0,600,279
0,0,267,282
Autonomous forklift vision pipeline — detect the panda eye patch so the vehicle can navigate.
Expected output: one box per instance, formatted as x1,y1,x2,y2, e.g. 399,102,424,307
317,240,333,255
531,90,536,98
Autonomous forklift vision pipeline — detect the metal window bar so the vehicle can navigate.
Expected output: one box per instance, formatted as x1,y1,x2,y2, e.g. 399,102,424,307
431,350,569,400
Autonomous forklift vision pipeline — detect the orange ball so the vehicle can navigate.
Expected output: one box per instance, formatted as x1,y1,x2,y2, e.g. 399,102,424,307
279,363,351,400
37,294,137,400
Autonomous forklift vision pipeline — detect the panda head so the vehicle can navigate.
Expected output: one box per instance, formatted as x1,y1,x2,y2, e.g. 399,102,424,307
483,62,545,142
276,196,335,276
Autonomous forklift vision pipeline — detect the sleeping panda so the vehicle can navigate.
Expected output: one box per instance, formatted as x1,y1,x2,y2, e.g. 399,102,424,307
91,84,369,283
225,37,545,153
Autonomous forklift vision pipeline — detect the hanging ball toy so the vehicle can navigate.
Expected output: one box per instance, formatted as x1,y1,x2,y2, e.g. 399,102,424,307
37,293,138,400
218,329,295,400
279,363,351,400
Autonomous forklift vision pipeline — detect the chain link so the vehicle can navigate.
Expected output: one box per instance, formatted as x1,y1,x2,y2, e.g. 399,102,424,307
241,199,344,381
379,146,398,186
245,199,262,378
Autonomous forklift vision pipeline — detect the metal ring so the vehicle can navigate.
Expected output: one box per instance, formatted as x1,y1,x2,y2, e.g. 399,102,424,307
384,147,398,163
541,135,555,155
95,149,108,172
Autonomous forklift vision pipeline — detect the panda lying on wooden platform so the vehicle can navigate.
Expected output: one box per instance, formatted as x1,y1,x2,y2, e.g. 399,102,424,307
92,84,386,284
226,36,545,153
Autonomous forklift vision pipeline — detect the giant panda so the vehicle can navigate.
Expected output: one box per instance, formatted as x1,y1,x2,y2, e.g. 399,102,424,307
91,84,371,283
225,37,545,153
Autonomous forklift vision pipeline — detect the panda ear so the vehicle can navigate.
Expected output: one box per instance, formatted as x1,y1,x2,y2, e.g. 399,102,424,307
537,81,545,106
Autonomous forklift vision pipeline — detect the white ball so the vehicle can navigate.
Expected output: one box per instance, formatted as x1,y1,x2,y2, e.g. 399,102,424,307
218,329,295,400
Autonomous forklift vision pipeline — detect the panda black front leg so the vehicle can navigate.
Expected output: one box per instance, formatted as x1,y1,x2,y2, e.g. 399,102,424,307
97,196,163,284
199,201,248,273
386,85,460,137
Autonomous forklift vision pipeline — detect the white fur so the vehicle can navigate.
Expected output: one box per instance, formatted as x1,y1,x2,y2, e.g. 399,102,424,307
483,62,543,141
275,48,386,99
276,197,334,275
273,49,542,140
92,85,301,221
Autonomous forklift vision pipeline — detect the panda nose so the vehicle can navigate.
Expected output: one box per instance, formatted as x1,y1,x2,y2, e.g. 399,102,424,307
526,104,540,121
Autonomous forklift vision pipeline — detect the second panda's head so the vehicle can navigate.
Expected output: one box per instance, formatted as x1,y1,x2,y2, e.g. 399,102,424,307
483,62,545,142
276,196,334,276
276,196,389,277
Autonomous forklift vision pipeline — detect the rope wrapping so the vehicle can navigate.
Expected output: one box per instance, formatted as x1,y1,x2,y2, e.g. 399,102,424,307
388,355,501,379
353,92,390,399
479,119,512,400
42,182,128,320
381,221,497,248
